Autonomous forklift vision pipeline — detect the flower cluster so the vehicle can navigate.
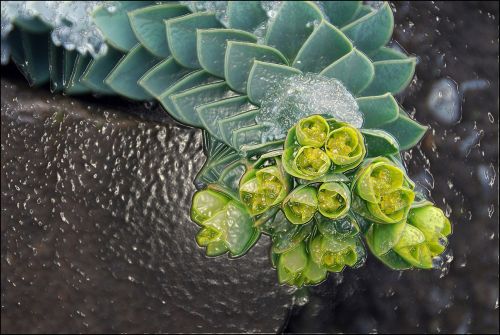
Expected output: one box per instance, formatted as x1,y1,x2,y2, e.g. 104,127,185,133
191,115,452,286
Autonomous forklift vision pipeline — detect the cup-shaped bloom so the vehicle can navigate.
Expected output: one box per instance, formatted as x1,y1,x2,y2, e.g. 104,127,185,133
353,157,415,224
283,126,331,181
309,233,364,272
284,146,331,180
282,185,318,224
296,115,330,147
324,122,366,172
276,242,327,287
392,205,452,268
317,182,351,219
239,164,290,216
191,189,258,257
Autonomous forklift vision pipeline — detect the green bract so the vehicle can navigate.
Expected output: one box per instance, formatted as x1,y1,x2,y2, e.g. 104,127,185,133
309,231,364,272
282,116,366,180
239,158,291,216
282,185,318,225
296,115,330,147
191,189,259,257
324,120,366,171
353,157,415,224
317,182,351,219
366,204,452,269
5,1,453,288
276,242,327,287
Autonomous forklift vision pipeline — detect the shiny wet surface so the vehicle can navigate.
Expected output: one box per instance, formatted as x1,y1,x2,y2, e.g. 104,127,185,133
0,73,292,333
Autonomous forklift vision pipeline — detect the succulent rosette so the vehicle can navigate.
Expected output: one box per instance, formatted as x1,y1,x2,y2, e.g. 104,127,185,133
4,1,454,288
365,201,452,269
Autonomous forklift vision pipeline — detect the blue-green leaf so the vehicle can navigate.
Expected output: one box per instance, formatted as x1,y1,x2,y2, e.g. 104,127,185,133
92,2,151,52
232,124,268,149
265,1,324,62
247,61,302,105
170,82,239,127
320,48,374,95
81,46,124,95
62,49,78,88
105,44,160,100
218,109,260,146
9,29,50,86
379,109,428,151
361,129,400,157
139,57,191,98
359,58,416,96
227,1,268,32
356,93,399,128
320,1,362,27
197,28,257,78
129,4,190,58
225,41,287,93
292,20,352,73
341,2,393,53
158,70,221,121
196,96,255,139
166,12,222,69
14,16,50,33
48,42,63,92
65,53,92,95
369,46,408,61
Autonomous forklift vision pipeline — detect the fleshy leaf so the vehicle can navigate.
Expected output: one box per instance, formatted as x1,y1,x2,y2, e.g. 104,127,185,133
265,1,324,62
65,53,92,95
369,46,408,61
359,58,416,96
81,46,124,95
292,20,352,73
225,41,287,93
166,12,222,69
14,16,50,33
379,110,428,151
219,109,260,146
129,4,190,58
139,57,192,98
92,2,150,52
320,1,362,27
62,49,78,89
9,29,50,86
227,1,268,32
197,28,257,78
197,96,255,139
361,129,400,157
232,124,268,149
341,2,393,53
247,61,302,105
356,93,399,128
158,70,221,121
48,43,63,92
170,82,239,127
105,44,160,100
320,49,374,95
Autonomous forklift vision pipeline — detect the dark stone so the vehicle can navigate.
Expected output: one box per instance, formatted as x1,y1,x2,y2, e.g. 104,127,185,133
0,74,293,333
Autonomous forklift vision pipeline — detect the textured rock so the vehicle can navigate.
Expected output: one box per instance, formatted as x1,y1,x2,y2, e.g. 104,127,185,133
0,74,293,333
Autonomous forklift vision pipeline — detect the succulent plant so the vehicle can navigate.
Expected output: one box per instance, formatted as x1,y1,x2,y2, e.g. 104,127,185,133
4,1,452,287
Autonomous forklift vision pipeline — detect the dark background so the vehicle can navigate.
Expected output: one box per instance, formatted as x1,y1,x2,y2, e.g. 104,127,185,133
1,1,499,334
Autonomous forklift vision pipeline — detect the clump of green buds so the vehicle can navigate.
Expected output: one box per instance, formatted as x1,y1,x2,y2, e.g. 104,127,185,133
283,115,366,180
191,115,452,287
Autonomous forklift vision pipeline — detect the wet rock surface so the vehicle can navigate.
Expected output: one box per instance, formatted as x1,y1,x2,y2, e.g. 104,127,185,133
0,73,292,333
286,2,499,333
